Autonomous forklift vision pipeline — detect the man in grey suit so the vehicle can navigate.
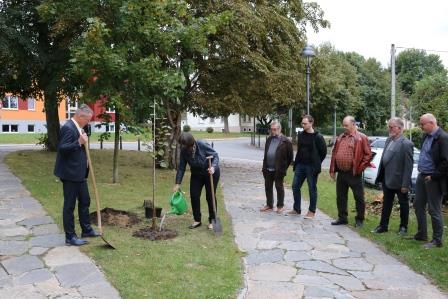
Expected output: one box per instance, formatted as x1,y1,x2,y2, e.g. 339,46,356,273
372,117,413,235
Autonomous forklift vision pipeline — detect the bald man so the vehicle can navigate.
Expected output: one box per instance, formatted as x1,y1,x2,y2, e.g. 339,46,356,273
329,116,371,228
414,113,448,248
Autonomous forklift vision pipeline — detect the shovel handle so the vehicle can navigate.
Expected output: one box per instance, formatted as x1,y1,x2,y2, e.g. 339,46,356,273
85,139,103,235
206,156,217,215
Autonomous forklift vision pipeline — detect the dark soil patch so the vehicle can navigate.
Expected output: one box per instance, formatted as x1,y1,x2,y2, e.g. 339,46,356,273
133,227,178,241
90,208,140,227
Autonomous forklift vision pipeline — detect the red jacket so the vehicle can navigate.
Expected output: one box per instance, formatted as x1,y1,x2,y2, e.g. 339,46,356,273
330,131,372,176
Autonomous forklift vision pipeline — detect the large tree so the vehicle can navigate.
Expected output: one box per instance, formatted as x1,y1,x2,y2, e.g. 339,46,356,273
0,0,81,150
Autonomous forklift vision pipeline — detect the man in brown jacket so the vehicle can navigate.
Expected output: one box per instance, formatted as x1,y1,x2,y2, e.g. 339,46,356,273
330,116,371,227
261,121,293,214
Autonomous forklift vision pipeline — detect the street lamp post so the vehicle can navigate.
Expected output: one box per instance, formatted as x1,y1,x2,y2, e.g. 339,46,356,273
302,45,315,115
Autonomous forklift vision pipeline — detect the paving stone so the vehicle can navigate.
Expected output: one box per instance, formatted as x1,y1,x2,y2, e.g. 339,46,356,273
29,247,49,256
2,255,44,275
319,273,365,291
332,258,373,271
44,246,93,268
35,277,82,298
18,216,53,227
284,250,311,262
0,240,29,256
297,261,349,276
246,280,304,299
304,286,342,298
31,224,60,236
30,234,65,248
0,284,47,299
248,263,297,281
311,250,350,260
293,274,334,286
257,240,279,249
245,249,284,265
54,262,106,288
278,241,313,251
351,288,447,299
78,281,122,299
15,268,53,285
364,264,429,289
0,226,30,237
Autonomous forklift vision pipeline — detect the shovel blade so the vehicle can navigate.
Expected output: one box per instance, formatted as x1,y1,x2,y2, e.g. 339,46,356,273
101,235,116,249
212,218,223,236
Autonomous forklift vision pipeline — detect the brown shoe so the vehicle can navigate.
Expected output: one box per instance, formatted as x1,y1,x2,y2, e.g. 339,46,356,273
276,207,284,214
304,211,315,219
287,210,300,216
260,205,273,212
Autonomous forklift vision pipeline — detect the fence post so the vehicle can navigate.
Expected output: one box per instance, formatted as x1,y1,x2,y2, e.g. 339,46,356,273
120,135,123,150
138,138,141,151
100,140,103,149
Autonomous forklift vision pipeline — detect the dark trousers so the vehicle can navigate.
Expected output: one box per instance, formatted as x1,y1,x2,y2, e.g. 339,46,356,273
62,180,93,239
292,164,318,213
190,168,220,223
264,171,285,208
414,174,444,243
379,183,409,229
336,171,365,221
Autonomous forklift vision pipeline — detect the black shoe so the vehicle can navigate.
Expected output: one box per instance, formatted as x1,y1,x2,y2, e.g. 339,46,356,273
371,226,388,233
188,222,202,229
355,219,364,228
423,240,443,249
331,219,348,225
81,230,101,238
65,236,88,246
397,227,407,236
413,233,428,242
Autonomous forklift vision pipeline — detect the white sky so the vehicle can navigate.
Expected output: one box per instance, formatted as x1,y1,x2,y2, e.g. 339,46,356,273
306,0,448,68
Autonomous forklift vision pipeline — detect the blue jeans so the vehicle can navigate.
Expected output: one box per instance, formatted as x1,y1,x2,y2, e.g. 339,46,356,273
292,164,318,213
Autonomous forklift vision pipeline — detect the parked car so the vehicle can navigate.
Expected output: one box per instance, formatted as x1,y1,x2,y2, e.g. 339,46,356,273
369,137,387,149
363,148,420,203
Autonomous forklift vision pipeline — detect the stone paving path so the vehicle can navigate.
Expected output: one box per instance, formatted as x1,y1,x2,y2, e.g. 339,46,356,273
0,151,120,299
221,159,447,299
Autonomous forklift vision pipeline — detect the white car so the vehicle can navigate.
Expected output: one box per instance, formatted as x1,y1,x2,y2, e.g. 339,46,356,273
363,148,420,186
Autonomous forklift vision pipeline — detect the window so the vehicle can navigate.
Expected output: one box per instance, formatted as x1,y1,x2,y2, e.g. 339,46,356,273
27,98,35,110
106,106,115,113
2,124,19,133
106,124,115,132
28,125,35,132
209,117,215,124
2,96,18,109
65,97,78,119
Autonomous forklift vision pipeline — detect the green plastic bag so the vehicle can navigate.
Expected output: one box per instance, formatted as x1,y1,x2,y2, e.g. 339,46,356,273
168,190,188,215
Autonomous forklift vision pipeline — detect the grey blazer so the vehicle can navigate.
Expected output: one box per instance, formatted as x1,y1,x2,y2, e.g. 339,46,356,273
375,135,413,190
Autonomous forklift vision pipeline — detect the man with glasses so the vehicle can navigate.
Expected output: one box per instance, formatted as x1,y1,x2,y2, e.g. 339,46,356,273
261,122,293,213
329,116,371,228
288,115,326,219
414,113,448,248
372,118,413,235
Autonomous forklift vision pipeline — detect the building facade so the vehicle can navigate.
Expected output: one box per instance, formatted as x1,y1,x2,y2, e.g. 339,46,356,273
181,112,258,133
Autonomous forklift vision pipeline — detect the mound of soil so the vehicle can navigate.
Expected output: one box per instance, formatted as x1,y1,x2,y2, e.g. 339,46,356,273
133,227,178,241
89,208,140,227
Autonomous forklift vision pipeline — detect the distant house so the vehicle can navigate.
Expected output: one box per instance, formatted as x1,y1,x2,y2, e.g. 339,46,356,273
181,112,258,133
0,94,115,134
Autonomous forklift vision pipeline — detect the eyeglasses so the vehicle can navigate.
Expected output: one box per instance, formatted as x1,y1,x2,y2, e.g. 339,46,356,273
301,122,310,125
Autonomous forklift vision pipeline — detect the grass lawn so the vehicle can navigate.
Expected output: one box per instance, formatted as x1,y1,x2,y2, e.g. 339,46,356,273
5,150,243,299
0,131,251,145
285,169,448,291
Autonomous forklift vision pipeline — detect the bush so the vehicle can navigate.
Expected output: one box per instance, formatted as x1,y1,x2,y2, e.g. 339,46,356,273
183,125,191,132
206,127,214,133
404,127,424,149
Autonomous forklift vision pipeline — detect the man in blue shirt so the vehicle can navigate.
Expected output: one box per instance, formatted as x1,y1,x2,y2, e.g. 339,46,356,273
414,113,448,248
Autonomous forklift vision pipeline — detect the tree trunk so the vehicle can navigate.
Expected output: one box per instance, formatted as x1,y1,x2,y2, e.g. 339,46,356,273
43,88,60,151
166,105,182,169
112,110,120,183
223,115,230,133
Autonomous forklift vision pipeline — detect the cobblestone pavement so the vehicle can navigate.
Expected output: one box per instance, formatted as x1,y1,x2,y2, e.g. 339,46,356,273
221,159,447,299
0,151,120,299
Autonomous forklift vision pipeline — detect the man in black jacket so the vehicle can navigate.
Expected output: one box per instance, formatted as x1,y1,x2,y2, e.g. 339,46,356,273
261,122,293,214
414,113,448,248
54,104,99,246
288,115,326,219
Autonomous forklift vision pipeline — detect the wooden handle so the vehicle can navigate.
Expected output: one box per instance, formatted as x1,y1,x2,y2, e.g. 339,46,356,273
85,139,103,235
207,156,217,214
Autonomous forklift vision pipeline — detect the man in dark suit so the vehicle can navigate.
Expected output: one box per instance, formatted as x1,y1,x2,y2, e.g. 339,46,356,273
372,117,413,235
260,121,293,214
54,104,100,246
414,113,448,248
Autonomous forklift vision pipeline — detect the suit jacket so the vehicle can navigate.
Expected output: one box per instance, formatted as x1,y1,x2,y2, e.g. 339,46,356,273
375,135,413,190
54,120,88,182
262,135,293,178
